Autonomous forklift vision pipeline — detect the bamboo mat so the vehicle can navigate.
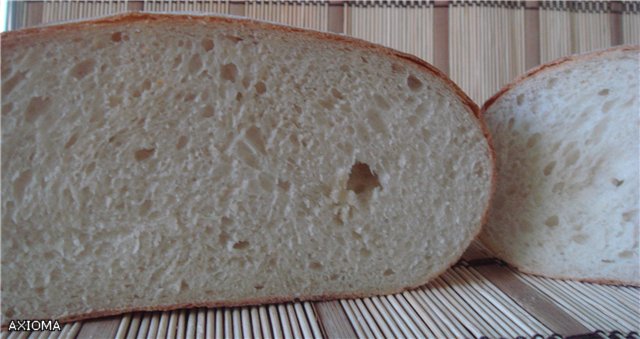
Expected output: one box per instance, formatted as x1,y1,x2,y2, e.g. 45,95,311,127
539,1,613,63
2,242,639,338
344,1,435,65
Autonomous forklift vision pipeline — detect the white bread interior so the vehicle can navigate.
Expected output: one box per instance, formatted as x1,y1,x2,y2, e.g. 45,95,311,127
480,46,639,286
1,13,493,323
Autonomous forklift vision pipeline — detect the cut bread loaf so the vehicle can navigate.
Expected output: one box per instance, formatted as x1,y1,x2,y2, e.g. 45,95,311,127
480,46,639,286
1,13,494,324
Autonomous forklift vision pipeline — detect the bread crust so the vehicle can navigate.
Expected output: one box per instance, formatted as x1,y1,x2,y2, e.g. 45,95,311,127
480,45,640,287
482,45,640,113
1,12,496,327
506,263,640,288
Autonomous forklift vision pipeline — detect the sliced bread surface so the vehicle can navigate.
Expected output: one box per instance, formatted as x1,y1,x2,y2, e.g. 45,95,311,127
1,13,494,324
480,46,639,286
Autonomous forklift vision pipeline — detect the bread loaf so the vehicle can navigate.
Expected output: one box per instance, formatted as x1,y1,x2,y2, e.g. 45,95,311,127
480,46,639,286
1,13,494,324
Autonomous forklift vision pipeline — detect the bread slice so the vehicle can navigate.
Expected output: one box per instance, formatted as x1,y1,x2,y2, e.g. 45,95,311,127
480,46,639,286
1,13,494,324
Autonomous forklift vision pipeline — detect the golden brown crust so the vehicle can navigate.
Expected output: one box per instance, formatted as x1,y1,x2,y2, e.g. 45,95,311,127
479,45,640,288
0,259,457,329
503,262,640,288
482,238,640,287
481,44,640,113
1,12,496,327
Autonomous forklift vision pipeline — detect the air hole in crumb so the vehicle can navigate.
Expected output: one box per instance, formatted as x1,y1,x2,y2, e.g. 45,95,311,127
544,215,559,227
236,92,243,102
188,54,202,75
111,32,122,42
220,217,233,227
319,98,335,110
407,75,423,91
351,230,362,240
360,248,372,257
421,128,431,140
552,182,565,194
254,284,264,290
277,179,290,191
85,162,96,175
590,119,609,145
622,210,636,222
602,99,615,113
255,81,267,95
383,269,395,276
373,94,391,110
233,240,250,250
598,88,610,96
366,109,386,134
108,95,123,108
347,162,382,195
13,170,32,201
309,262,323,270
571,233,589,244
141,79,151,92
3,71,26,97
71,59,96,80
236,141,259,168
2,102,14,116
176,135,188,150
65,134,78,149
24,96,51,123
618,250,633,258
333,213,344,226
183,93,196,103
331,88,344,100
391,63,403,73
218,231,230,245
134,148,155,161
173,55,182,69
139,199,153,216
546,77,558,88
180,280,189,291
527,133,541,148
543,161,556,176
242,77,251,89
507,118,515,130
224,35,243,43
612,178,624,187
245,126,266,154
565,149,580,167
202,104,215,118
330,274,339,281
221,63,238,82
201,38,214,51
516,94,525,106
